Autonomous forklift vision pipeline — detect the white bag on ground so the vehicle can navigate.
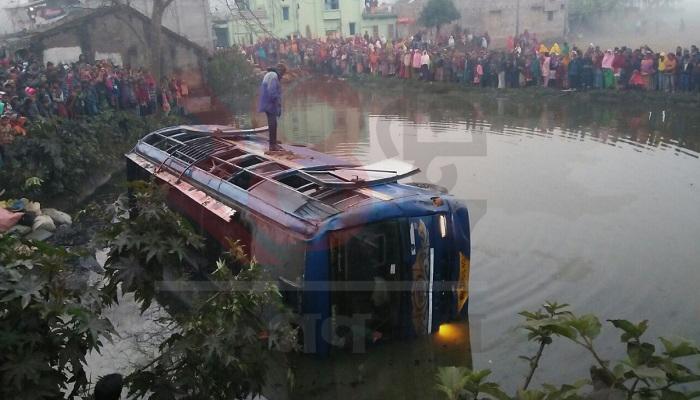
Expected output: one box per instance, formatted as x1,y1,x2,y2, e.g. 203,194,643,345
22,199,42,215
43,208,72,226
32,215,56,232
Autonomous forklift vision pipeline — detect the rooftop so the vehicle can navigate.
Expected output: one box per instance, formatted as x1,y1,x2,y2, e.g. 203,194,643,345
133,125,421,223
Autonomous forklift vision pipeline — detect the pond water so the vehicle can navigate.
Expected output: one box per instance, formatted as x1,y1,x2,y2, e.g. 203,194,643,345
86,79,700,398
274,79,700,393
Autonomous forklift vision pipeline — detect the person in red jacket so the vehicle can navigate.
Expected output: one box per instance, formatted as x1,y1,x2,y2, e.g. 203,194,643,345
612,48,626,88
135,78,150,116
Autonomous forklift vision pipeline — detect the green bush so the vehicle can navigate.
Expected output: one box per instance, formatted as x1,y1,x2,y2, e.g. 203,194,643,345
100,182,298,398
437,302,700,400
0,182,297,399
0,112,183,202
207,47,258,110
0,235,114,399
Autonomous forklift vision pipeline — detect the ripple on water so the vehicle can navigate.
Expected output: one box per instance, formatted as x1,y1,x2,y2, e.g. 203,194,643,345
280,84,700,388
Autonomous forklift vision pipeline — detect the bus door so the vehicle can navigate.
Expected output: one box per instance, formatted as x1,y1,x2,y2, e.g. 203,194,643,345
329,220,403,349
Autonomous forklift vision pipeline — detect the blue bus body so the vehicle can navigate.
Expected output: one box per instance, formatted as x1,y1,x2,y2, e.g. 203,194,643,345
126,125,471,354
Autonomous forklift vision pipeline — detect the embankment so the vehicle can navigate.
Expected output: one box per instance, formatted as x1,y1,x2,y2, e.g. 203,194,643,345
345,75,700,109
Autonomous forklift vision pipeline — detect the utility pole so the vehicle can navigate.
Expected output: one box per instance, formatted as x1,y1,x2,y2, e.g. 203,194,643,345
515,0,520,37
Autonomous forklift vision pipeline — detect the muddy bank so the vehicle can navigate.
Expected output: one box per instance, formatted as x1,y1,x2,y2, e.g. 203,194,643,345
344,75,700,110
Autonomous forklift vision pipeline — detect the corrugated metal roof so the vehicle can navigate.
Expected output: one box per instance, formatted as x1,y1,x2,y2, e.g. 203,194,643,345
131,125,422,224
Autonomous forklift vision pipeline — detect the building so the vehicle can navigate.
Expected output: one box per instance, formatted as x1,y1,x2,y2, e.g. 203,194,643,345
394,0,568,45
0,0,214,50
211,0,398,46
3,6,208,78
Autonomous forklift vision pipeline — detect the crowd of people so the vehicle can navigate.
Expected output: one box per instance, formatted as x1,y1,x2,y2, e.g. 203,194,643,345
0,53,190,152
245,29,700,93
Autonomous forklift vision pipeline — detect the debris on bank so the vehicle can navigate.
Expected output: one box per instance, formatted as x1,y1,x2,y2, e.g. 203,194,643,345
0,197,72,241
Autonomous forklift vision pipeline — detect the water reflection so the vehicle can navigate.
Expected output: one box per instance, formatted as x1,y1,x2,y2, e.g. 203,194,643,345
280,79,700,161
87,80,700,396
276,79,700,390
282,321,473,399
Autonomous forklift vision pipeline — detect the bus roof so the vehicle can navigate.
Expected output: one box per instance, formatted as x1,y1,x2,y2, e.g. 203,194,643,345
128,125,445,236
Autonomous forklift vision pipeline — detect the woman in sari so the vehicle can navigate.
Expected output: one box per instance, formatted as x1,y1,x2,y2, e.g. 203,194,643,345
640,53,655,90
601,49,615,89
541,52,551,87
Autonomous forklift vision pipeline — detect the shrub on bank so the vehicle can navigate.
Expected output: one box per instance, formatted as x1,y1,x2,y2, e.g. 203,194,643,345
437,302,700,400
0,183,297,399
0,234,115,399
207,47,258,111
99,183,298,398
0,111,183,202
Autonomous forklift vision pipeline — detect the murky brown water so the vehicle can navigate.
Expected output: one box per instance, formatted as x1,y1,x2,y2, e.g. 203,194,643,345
276,78,700,393
86,79,700,398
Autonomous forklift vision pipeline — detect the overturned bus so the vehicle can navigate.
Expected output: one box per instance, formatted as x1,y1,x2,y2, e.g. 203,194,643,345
126,125,471,355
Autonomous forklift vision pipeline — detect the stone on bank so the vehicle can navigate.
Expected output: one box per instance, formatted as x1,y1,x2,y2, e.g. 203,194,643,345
0,196,72,241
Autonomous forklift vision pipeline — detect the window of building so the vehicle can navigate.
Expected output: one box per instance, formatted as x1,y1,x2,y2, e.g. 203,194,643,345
282,6,290,20
214,27,230,48
547,11,554,21
349,22,356,35
325,0,339,10
387,24,394,39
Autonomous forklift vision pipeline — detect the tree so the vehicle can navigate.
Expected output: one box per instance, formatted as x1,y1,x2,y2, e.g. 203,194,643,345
418,0,460,36
149,0,176,94
100,182,297,398
206,47,258,112
436,302,700,400
108,0,176,113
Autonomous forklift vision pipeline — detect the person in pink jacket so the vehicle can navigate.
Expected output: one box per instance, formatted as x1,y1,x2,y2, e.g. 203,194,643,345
601,49,615,89
412,49,422,79
541,53,551,87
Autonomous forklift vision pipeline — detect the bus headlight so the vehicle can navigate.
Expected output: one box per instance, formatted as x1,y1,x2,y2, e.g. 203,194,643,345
439,214,447,238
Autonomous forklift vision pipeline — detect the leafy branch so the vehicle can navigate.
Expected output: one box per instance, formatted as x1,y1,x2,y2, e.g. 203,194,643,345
100,182,298,399
436,303,700,400
0,235,115,399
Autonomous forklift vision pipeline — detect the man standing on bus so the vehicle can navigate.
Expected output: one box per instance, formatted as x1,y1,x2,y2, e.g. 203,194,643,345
258,62,287,151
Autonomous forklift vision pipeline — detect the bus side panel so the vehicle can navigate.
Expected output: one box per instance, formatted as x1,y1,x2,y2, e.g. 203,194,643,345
450,201,471,320
302,235,331,355
127,158,253,254
432,215,451,332
250,215,306,283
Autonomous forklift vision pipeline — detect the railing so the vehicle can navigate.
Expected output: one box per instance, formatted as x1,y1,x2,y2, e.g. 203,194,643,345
362,6,397,18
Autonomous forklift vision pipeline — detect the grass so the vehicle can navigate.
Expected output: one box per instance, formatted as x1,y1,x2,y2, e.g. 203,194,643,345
343,74,700,109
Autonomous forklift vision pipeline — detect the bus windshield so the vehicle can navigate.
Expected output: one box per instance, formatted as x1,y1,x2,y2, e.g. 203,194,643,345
330,220,404,346
331,220,402,282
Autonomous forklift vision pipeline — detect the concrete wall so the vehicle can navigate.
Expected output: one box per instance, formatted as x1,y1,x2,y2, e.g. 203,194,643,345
54,0,215,49
396,0,567,44
0,1,212,49
30,10,204,75
216,0,396,42
361,14,397,40
458,0,567,43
